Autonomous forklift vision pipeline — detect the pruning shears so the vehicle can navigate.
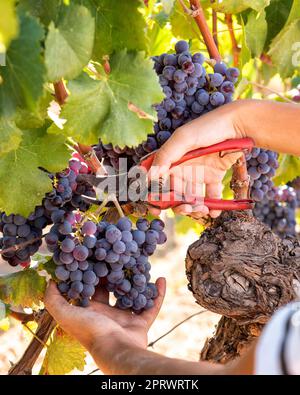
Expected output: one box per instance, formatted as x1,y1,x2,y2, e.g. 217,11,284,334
80,138,255,211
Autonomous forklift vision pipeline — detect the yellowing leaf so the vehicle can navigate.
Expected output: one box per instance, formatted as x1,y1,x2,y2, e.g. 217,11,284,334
42,328,86,375
213,0,270,13
0,269,46,308
0,318,10,331
0,0,18,50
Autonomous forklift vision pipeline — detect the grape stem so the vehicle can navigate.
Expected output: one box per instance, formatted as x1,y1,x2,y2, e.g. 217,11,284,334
225,14,240,67
0,235,45,256
231,154,250,200
53,80,68,105
211,1,218,49
188,0,221,61
9,310,35,323
75,143,105,174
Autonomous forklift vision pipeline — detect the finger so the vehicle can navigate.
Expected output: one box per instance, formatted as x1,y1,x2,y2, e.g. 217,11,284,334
172,204,193,215
190,204,210,216
151,130,200,176
206,183,223,218
142,277,166,328
44,281,76,322
147,207,162,216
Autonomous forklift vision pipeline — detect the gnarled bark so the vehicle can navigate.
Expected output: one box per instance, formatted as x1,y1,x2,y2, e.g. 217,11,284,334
186,210,300,361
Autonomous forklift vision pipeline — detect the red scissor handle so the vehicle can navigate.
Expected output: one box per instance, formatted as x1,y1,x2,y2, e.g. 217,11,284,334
147,191,254,210
140,137,255,171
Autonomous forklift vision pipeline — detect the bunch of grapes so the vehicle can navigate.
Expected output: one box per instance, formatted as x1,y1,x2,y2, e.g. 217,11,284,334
0,155,95,267
46,215,167,312
289,177,300,207
253,186,297,238
246,148,279,202
0,211,44,267
93,40,240,171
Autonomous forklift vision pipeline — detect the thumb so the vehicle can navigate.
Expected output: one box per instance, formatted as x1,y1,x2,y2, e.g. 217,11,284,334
151,129,199,177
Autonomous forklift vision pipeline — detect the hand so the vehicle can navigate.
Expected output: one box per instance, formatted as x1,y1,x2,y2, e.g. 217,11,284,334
149,102,244,219
44,278,166,354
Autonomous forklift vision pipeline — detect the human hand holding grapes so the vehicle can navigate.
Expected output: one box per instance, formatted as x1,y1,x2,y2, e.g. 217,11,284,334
45,277,166,372
149,101,243,219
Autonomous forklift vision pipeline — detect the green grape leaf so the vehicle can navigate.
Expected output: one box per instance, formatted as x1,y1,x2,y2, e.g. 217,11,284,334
0,269,47,308
0,0,18,50
0,118,22,157
83,0,147,60
49,50,164,147
0,13,45,117
41,328,86,375
239,20,251,69
18,0,65,26
273,155,300,186
212,0,270,13
39,257,57,279
170,0,204,41
0,128,69,216
264,0,293,49
268,19,300,78
14,90,53,130
161,0,175,14
45,4,95,82
245,10,267,57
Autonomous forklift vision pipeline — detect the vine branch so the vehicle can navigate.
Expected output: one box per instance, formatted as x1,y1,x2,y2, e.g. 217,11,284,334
188,0,221,61
9,310,56,375
211,1,218,49
225,14,240,67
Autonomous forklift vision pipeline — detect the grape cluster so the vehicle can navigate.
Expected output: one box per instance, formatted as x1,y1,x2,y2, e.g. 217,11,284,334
44,154,95,215
0,211,44,267
292,85,300,102
289,177,300,207
46,216,167,312
0,155,95,267
253,186,297,238
93,40,240,171
245,148,279,202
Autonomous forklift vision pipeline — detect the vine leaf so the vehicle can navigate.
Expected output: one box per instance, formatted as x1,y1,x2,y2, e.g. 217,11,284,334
49,50,164,147
0,12,45,117
268,18,300,78
264,0,293,50
0,269,47,308
273,155,300,186
18,0,64,27
14,90,53,130
0,0,19,50
245,10,267,57
170,0,204,41
212,0,270,13
84,0,147,61
41,327,86,375
0,118,22,157
45,4,95,82
0,128,69,216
